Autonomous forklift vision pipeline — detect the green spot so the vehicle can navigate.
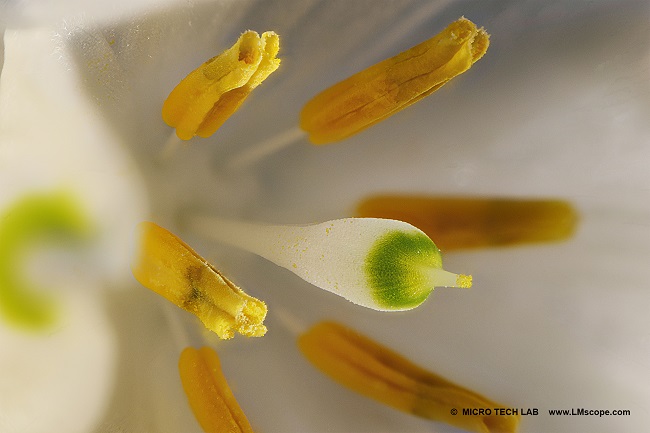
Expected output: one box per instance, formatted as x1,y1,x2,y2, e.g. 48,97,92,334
0,192,90,331
365,230,442,310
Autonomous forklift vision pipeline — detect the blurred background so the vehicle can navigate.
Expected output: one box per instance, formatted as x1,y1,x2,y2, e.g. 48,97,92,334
1,1,649,432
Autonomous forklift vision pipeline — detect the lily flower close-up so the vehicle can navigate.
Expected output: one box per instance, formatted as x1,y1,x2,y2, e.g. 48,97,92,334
1,1,649,433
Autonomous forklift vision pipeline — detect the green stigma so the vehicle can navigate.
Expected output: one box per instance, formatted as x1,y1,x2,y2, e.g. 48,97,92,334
0,192,90,331
365,230,442,310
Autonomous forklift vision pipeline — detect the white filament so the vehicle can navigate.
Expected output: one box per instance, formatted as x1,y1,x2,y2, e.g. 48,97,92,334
228,126,306,170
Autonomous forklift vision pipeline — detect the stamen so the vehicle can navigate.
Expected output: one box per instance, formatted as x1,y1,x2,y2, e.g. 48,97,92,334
356,195,579,250
0,192,89,330
162,31,280,141
299,321,520,433
186,215,471,311
131,222,267,339
179,346,255,433
300,17,489,144
226,17,488,168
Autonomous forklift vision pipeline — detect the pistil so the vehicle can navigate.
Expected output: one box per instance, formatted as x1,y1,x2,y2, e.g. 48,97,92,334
186,215,471,311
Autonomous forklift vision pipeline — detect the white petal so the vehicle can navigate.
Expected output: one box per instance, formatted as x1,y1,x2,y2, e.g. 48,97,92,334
0,292,116,433
0,24,147,433
0,27,148,287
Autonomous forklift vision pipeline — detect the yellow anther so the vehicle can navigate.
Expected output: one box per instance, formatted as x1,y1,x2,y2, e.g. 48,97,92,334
300,17,489,144
299,321,520,433
162,31,280,140
179,347,255,433
131,222,267,339
357,196,579,251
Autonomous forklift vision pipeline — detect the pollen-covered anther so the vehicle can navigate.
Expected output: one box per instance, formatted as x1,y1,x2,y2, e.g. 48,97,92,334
300,17,489,144
131,222,267,339
162,30,280,140
179,346,255,433
299,321,520,433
